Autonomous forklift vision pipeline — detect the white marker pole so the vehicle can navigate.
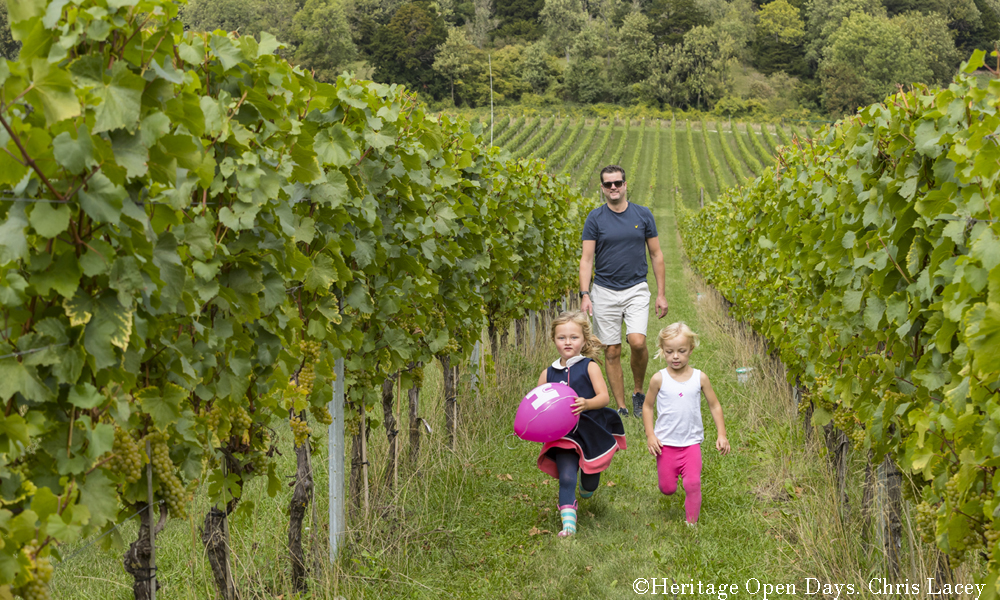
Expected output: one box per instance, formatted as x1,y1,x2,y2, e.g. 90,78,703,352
329,354,345,560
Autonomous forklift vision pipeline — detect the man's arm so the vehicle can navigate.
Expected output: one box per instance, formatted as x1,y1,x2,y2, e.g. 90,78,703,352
579,239,596,316
646,236,668,318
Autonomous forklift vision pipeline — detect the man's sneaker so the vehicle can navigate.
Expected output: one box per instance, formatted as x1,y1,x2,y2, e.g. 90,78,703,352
632,392,645,418
617,407,629,418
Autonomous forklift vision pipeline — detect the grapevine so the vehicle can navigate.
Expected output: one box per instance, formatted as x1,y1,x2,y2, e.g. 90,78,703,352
680,51,1000,582
732,124,763,176
548,117,587,170
684,120,708,202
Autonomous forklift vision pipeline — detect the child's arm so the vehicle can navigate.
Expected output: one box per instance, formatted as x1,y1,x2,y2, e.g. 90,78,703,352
701,372,730,455
537,369,547,388
643,373,663,456
571,362,611,415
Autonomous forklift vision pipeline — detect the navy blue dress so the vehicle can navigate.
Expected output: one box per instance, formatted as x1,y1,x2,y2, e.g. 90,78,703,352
537,358,627,477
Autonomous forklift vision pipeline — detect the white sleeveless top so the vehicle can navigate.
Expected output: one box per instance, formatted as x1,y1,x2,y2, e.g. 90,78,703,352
654,368,704,447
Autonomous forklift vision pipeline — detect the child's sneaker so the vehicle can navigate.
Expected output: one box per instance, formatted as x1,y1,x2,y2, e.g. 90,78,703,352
632,392,645,418
617,407,629,418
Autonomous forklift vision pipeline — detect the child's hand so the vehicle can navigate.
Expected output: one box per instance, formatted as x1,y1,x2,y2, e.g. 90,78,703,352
716,436,731,455
571,397,588,415
646,435,663,456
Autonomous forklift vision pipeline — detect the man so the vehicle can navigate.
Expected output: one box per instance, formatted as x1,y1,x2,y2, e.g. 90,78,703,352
579,165,668,418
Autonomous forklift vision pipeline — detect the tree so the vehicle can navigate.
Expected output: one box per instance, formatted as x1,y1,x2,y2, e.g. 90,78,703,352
805,0,885,69
565,24,611,102
494,0,545,40
615,11,655,85
817,11,958,114
369,1,449,98
434,27,477,103
292,0,357,82
646,0,709,46
541,0,588,57
183,0,264,36
757,0,805,43
469,0,500,48
520,40,554,93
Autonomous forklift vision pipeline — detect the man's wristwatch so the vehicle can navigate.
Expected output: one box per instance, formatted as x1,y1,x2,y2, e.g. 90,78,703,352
579,291,589,298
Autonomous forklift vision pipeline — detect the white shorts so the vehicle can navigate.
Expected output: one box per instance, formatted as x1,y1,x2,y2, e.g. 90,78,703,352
591,282,650,346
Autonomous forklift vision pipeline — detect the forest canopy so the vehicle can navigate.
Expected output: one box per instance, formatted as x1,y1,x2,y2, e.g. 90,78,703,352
3,0,993,116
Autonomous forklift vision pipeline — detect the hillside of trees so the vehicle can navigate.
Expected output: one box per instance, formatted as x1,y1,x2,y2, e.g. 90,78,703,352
2,0,997,117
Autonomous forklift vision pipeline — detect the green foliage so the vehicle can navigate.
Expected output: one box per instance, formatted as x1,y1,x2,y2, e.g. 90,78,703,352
646,0,710,46
368,1,448,99
0,0,586,594
819,10,959,115
494,0,545,40
615,11,655,87
757,0,805,43
540,0,587,56
291,0,357,82
681,59,1000,575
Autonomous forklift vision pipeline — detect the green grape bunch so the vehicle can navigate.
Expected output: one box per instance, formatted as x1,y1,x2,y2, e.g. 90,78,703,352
290,414,311,448
231,406,253,441
107,426,144,484
13,544,53,600
149,432,190,519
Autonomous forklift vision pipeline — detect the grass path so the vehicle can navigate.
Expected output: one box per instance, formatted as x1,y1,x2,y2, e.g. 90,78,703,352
52,124,859,600
323,135,825,598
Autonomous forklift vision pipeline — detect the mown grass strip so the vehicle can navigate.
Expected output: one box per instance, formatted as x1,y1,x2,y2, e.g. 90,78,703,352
670,119,681,207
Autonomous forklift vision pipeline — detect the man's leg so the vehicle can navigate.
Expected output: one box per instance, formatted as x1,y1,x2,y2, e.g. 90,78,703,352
604,343,626,410
628,333,648,394
623,283,652,417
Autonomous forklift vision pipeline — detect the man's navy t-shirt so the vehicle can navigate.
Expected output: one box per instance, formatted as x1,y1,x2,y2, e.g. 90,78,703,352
582,202,658,291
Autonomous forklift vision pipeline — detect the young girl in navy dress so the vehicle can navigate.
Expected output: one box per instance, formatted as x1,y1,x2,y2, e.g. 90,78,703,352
641,322,729,524
536,311,626,537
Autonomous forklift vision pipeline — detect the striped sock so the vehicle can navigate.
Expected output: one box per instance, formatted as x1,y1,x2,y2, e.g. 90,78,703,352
558,503,577,537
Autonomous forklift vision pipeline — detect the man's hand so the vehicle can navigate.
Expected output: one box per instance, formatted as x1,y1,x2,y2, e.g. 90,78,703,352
655,294,668,319
581,294,593,316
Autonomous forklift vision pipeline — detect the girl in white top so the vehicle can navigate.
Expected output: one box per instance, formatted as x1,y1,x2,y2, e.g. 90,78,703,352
641,322,729,523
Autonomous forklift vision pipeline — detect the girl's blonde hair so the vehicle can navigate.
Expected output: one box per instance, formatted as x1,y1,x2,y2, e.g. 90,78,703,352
655,322,699,360
550,311,603,361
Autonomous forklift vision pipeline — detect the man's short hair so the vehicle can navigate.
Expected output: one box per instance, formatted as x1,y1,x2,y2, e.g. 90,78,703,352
600,165,626,182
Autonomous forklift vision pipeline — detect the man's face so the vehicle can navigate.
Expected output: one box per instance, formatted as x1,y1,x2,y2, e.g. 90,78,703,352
600,172,626,202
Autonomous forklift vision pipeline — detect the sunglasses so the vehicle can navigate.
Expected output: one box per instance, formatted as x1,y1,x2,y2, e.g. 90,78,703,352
601,179,625,189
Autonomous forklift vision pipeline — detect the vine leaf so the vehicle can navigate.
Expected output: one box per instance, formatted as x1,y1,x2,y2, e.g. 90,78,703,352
27,58,80,126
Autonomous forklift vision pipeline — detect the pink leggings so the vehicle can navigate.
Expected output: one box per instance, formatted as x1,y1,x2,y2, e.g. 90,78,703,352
656,444,702,523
